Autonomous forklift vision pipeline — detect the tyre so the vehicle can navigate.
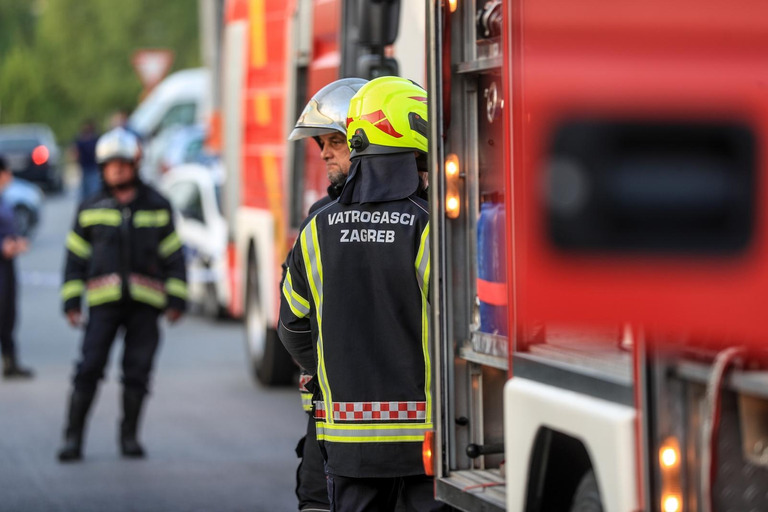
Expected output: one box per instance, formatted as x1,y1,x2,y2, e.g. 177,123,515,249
569,470,603,512
244,247,296,386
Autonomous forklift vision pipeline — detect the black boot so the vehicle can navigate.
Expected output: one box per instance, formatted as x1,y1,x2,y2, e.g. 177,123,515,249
58,389,96,462
2,355,33,379
120,388,147,458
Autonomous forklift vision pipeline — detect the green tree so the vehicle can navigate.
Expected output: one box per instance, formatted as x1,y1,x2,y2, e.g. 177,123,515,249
0,0,200,143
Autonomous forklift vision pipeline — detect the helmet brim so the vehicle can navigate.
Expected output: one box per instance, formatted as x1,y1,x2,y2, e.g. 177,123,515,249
288,126,344,141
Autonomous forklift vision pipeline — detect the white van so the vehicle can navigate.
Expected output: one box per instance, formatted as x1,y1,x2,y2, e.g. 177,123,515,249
128,68,211,140
129,68,211,184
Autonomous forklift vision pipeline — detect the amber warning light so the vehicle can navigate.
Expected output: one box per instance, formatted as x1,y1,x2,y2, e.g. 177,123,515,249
422,430,435,476
445,154,461,219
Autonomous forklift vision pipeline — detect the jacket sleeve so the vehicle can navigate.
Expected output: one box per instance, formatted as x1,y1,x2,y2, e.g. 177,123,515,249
278,232,315,373
62,205,91,312
158,204,187,312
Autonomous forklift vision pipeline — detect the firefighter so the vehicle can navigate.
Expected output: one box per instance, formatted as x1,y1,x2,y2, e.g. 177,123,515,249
285,77,368,512
279,76,448,511
58,127,187,462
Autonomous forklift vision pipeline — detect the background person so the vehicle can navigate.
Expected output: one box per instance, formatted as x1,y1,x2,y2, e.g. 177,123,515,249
72,119,101,200
0,155,33,379
58,127,187,462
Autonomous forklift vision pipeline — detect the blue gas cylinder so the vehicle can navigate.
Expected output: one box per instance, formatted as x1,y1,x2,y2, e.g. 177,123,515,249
476,202,508,335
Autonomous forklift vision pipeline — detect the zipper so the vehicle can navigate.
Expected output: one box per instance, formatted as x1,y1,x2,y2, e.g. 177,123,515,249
120,206,132,300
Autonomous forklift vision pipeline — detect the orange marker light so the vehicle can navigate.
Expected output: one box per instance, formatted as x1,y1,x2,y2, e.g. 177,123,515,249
662,494,681,512
423,430,435,476
445,154,461,219
447,0,458,14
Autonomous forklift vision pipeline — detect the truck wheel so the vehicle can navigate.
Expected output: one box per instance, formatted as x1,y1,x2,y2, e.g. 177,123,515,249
244,247,295,386
569,470,603,512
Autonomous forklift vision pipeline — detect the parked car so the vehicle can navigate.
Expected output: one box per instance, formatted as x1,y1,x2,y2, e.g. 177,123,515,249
2,177,43,237
159,163,227,317
0,124,63,193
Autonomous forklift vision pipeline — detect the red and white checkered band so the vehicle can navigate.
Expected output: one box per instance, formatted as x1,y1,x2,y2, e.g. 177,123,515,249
314,401,427,421
299,373,313,393
87,273,121,290
129,273,164,292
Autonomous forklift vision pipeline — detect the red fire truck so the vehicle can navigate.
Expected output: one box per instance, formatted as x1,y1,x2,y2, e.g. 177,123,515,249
208,0,425,385
426,0,768,511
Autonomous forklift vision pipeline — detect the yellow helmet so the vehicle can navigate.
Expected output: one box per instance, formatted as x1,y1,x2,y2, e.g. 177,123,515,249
346,76,428,157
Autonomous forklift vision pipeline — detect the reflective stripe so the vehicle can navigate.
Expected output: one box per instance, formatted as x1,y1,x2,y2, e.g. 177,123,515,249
415,224,430,297
315,421,431,443
66,231,92,259
130,283,167,308
133,209,170,228
86,274,122,306
165,278,188,300
61,280,84,301
301,217,334,421
301,393,313,412
159,232,182,258
299,374,313,412
416,223,432,424
282,268,310,318
79,208,121,227
315,401,428,421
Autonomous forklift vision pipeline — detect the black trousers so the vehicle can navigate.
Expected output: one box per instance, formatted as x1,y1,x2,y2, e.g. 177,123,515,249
0,263,17,359
73,302,160,394
327,473,451,512
296,415,331,511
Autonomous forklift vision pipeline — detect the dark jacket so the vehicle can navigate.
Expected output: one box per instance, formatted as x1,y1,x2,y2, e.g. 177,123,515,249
279,154,431,478
62,183,187,312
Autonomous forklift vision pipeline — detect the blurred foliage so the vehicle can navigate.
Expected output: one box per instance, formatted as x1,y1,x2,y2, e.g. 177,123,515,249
0,0,200,146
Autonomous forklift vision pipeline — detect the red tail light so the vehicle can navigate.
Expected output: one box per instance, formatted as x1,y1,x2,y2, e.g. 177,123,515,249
31,145,49,166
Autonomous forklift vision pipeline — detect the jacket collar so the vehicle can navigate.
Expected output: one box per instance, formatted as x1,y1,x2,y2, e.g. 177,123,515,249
338,153,419,205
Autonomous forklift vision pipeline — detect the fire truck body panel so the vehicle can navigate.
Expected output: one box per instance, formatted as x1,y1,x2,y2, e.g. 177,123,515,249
216,0,425,385
504,378,638,511
428,0,768,510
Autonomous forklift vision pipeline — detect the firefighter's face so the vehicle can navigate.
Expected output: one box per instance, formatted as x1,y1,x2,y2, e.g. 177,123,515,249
102,159,136,187
318,132,351,187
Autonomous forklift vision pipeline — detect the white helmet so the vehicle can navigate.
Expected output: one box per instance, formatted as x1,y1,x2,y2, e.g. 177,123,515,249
289,78,368,141
96,127,140,165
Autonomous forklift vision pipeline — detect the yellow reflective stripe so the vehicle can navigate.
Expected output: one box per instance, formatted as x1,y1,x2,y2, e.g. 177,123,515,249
165,278,187,300
66,231,92,259
133,210,170,228
316,422,432,443
79,209,121,227
282,268,310,318
87,285,122,306
301,392,313,412
61,280,84,301
301,218,333,422
159,232,182,258
416,223,432,423
130,283,167,308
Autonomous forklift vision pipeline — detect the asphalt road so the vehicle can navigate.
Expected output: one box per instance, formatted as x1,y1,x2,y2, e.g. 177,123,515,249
0,187,306,512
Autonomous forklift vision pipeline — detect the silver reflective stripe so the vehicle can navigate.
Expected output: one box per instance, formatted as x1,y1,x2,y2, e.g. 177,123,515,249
316,421,431,443
415,223,430,296
282,268,310,318
301,218,334,420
